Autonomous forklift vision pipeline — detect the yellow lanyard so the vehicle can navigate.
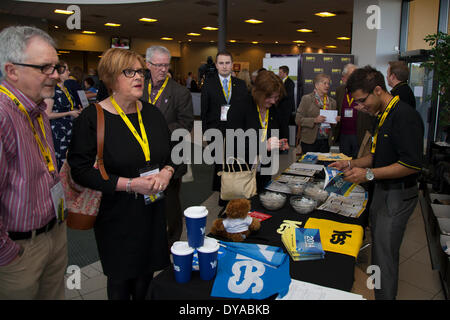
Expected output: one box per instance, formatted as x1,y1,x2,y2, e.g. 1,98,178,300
346,94,354,107
371,95,400,153
148,76,169,105
57,84,74,110
110,97,151,163
322,95,328,110
257,104,270,142
220,77,231,103
0,85,55,172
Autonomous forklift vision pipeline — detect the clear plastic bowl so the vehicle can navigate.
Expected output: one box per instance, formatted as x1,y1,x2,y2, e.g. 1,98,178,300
288,182,304,195
259,191,287,211
290,196,317,214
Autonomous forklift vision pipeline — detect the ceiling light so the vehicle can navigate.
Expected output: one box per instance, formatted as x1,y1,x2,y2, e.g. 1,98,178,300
293,40,306,43
297,28,313,33
82,31,96,35
58,50,70,54
187,33,201,36
229,40,236,43
54,9,74,15
315,12,336,18
337,36,351,40
161,37,173,40
245,19,263,24
202,26,218,31
275,41,279,44
54,25,59,29
104,23,121,27
251,41,259,44
326,45,337,48
139,18,158,22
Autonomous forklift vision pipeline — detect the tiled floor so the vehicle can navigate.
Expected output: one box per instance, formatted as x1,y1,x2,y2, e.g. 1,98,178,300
65,148,447,300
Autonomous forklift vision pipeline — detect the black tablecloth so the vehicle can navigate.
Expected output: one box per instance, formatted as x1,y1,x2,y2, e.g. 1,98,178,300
149,195,368,300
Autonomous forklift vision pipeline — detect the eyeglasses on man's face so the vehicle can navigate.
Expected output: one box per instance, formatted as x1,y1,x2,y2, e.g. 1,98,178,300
122,68,146,78
354,93,372,105
12,62,66,75
148,61,170,69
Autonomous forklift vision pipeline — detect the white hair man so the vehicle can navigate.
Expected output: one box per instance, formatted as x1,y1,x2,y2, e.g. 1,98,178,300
142,45,194,247
0,25,68,299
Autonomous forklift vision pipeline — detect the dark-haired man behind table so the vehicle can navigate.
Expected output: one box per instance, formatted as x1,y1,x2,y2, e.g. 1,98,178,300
329,65,424,300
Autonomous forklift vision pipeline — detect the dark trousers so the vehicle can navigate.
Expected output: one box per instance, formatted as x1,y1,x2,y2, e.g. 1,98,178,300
301,139,330,154
106,273,153,300
369,183,418,300
165,177,183,247
339,134,359,159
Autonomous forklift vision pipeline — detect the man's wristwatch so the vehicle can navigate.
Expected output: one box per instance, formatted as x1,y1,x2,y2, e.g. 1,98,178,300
365,168,375,181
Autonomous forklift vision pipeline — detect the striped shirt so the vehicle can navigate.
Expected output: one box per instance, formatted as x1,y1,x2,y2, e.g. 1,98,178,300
0,81,59,266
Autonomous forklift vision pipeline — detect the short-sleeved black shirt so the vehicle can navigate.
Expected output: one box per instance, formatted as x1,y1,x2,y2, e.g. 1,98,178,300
372,98,424,183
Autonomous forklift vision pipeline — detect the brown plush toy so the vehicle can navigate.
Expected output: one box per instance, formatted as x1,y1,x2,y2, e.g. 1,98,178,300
210,199,261,242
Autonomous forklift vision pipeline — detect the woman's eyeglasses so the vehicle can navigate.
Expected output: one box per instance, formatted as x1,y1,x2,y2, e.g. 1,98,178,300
12,62,66,75
122,68,146,78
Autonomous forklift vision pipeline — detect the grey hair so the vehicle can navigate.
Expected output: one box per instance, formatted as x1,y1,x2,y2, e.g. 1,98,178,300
145,45,171,62
342,63,358,76
0,26,56,81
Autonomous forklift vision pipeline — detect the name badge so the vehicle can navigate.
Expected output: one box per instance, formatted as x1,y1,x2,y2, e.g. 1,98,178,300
139,166,165,205
220,104,231,121
50,181,66,222
344,109,353,118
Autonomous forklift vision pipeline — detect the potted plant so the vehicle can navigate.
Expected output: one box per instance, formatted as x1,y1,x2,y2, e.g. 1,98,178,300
422,32,450,141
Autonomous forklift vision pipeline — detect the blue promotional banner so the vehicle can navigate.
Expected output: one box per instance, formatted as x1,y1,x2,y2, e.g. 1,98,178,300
211,242,291,300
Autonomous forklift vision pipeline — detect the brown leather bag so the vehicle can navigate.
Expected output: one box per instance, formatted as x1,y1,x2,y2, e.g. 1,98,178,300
60,104,109,230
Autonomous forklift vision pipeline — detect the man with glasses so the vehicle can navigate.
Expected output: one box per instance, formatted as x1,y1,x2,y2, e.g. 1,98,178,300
329,66,424,300
142,45,194,248
0,26,68,299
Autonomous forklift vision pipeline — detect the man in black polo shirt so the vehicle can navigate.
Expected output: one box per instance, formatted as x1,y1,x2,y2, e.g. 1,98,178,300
329,66,423,300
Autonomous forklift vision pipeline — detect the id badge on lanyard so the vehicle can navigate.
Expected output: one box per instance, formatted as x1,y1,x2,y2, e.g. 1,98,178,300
50,182,67,222
139,166,164,205
220,104,231,121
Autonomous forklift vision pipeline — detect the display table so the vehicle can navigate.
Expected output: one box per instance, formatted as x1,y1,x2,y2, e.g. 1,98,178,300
149,195,368,300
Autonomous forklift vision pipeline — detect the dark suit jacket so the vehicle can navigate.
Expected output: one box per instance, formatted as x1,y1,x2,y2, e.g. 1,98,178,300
277,77,296,126
334,84,376,146
391,82,416,109
142,77,194,179
200,74,251,134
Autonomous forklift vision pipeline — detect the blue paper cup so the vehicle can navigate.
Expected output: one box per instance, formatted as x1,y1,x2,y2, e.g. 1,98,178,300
197,237,220,281
184,206,208,248
171,241,194,283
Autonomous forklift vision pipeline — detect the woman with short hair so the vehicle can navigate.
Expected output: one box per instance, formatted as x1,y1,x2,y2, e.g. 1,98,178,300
67,48,174,300
295,73,339,153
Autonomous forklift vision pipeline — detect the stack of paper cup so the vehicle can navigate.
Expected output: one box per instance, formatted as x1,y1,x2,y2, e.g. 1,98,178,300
197,237,220,280
184,206,208,248
170,241,194,283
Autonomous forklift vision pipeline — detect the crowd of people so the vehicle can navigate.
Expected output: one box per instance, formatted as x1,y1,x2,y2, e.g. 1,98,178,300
0,25,423,301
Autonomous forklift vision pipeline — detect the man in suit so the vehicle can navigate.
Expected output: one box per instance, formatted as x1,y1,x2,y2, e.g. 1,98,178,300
142,45,194,247
387,61,416,109
201,50,251,206
277,66,295,153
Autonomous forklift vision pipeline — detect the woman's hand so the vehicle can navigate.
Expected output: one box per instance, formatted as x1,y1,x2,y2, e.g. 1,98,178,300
69,109,82,118
280,138,290,151
314,115,326,124
328,160,349,172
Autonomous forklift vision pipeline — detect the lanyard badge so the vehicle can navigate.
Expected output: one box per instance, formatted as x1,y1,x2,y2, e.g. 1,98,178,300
58,84,74,110
148,76,169,105
257,105,269,142
371,96,400,153
0,85,56,173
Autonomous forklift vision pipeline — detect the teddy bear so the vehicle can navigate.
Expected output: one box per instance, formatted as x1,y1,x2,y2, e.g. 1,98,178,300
210,198,261,242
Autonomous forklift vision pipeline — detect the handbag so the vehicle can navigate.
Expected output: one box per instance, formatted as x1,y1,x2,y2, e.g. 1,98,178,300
217,157,257,200
60,103,109,230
